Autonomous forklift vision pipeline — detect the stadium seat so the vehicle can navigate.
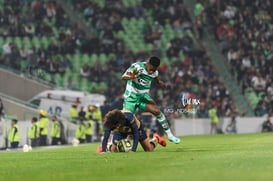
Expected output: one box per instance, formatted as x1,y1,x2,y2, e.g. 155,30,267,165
14,37,23,49
32,37,41,48
99,53,108,64
54,74,65,87
22,37,32,49
20,60,29,72
43,72,53,82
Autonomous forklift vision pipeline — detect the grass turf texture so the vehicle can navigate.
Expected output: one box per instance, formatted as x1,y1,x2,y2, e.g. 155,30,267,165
1,133,273,181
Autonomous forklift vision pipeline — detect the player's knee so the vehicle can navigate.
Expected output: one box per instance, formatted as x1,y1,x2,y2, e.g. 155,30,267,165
151,108,160,116
146,103,160,116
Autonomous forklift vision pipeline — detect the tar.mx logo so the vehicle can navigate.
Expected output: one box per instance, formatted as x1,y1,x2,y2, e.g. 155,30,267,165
181,94,200,107
164,95,201,114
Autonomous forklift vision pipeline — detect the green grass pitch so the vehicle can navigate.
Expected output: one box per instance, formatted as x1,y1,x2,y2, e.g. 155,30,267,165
1,133,273,181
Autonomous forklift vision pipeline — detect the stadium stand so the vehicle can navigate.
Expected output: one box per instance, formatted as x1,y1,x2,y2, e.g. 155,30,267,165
200,0,273,116
0,0,251,119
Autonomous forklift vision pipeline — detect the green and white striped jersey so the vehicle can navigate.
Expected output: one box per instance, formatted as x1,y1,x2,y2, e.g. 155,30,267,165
123,62,158,95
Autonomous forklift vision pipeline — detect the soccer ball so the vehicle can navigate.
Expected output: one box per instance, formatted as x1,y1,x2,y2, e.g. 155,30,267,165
72,138,80,147
117,139,132,152
23,144,30,152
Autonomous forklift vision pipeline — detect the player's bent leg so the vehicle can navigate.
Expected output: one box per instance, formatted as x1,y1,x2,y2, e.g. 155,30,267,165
145,101,160,115
145,101,181,144
140,133,167,151
156,111,181,144
140,138,154,151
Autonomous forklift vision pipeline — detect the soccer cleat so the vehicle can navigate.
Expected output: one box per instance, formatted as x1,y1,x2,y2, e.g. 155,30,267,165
168,135,181,144
153,133,167,147
96,145,102,153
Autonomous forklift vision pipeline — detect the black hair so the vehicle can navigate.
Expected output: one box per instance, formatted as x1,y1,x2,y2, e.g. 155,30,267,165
103,109,126,130
32,117,37,122
149,56,160,67
12,119,18,123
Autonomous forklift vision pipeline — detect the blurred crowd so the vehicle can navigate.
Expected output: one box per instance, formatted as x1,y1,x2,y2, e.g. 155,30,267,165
196,0,273,116
0,0,258,121
70,0,236,119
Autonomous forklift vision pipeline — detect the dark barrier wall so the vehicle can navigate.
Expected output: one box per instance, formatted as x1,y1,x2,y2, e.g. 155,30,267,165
0,68,51,101
1,98,38,121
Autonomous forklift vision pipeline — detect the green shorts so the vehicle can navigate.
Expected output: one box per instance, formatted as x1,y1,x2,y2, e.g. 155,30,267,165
123,92,153,114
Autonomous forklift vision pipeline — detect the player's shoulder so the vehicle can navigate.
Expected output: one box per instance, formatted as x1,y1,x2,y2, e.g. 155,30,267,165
132,61,145,66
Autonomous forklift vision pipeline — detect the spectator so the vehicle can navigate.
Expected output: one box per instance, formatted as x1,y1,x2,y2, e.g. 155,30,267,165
0,98,4,117
208,104,219,134
24,24,35,37
38,110,49,146
80,63,91,79
197,102,208,118
151,21,162,45
19,46,28,60
252,74,266,94
46,57,57,74
85,105,102,141
58,119,66,145
62,55,73,71
225,116,237,134
69,102,79,124
262,114,273,132
75,118,86,144
2,42,12,55
8,119,20,149
255,101,270,117
28,117,40,147
54,56,66,74
78,106,86,120
85,115,94,143
65,77,78,90
51,115,61,145
0,116,4,149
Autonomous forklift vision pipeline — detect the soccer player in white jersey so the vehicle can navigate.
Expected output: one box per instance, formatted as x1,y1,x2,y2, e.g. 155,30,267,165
121,56,180,144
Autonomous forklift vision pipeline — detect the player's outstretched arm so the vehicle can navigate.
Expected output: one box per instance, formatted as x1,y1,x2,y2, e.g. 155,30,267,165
130,121,140,152
101,129,111,152
122,69,139,80
154,76,166,88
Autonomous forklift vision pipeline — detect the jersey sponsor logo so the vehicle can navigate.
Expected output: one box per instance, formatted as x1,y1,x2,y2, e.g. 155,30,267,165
137,68,144,74
137,78,149,85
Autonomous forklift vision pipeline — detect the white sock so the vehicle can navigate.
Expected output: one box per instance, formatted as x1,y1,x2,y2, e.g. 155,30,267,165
156,112,174,138
165,129,174,138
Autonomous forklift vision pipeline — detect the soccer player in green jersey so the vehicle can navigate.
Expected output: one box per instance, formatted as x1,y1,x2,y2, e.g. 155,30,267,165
121,56,180,144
